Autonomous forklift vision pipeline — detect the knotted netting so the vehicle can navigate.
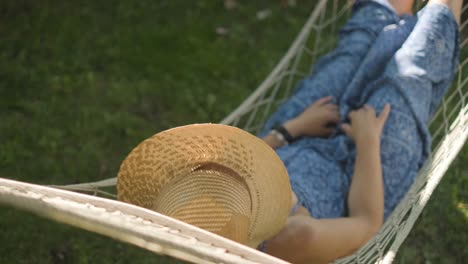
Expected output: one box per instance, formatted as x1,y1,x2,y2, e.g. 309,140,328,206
0,0,466,263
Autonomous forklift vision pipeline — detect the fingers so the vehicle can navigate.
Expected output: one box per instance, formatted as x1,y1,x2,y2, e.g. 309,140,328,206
363,104,376,116
348,109,357,120
349,104,384,120
316,96,333,105
340,123,352,137
325,104,340,123
319,127,336,137
378,103,391,124
325,103,338,110
329,111,340,123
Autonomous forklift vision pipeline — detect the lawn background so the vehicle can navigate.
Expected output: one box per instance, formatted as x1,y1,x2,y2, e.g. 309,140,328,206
0,1,466,263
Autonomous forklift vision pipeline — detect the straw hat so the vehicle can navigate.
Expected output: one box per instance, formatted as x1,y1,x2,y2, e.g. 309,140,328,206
117,123,292,248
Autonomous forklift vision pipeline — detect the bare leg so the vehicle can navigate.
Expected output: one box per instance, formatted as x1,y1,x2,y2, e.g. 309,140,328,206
387,0,462,19
388,0,414,15
429,0,462,24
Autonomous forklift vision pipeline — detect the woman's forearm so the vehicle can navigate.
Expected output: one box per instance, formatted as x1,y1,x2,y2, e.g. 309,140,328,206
347,138,384,232
262,96,340,149
267,150,386,264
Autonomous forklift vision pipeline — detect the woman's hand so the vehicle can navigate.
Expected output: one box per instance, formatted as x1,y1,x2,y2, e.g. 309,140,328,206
284,96,340,138
341,104,391,146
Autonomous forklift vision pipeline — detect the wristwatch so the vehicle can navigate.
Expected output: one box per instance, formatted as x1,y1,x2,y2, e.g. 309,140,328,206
270,124,295,145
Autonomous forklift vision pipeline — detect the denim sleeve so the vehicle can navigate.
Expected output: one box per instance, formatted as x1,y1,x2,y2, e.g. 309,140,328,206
259,1,400,137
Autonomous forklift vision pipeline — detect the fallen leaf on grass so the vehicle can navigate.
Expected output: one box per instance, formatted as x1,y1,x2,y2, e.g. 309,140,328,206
215,27,230,36
280,0,297,8
256,9,272,21
224,0,237,10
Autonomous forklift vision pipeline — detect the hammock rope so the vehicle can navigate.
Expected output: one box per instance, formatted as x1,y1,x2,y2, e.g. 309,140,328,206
0,0,466,263
0,178,288,264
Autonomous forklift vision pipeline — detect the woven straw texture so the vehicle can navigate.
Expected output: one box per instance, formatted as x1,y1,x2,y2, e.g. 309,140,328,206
117,124,291,248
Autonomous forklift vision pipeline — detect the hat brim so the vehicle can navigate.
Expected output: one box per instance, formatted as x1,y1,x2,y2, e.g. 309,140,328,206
117,124,292,247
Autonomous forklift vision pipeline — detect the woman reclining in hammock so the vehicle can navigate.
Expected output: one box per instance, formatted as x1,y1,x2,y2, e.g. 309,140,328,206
258,0,461,263
117,0,461,263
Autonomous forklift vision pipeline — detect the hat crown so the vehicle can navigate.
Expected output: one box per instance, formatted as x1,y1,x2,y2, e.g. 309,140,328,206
154,163,252,244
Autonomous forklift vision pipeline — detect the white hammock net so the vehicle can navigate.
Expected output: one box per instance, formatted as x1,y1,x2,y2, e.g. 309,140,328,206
0,0,467,263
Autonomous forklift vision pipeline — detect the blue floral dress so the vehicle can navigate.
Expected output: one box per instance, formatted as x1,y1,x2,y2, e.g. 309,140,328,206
260,1,460,220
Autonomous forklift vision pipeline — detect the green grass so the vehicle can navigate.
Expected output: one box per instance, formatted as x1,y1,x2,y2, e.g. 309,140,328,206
0,1,466,263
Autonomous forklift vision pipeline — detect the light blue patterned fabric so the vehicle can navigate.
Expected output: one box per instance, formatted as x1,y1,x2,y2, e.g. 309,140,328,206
260,2,460,220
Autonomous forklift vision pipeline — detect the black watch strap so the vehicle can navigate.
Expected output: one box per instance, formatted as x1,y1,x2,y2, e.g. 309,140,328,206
273,124,295,144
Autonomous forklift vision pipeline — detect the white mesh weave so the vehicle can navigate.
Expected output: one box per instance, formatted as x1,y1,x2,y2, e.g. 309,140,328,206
1,0,466,263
